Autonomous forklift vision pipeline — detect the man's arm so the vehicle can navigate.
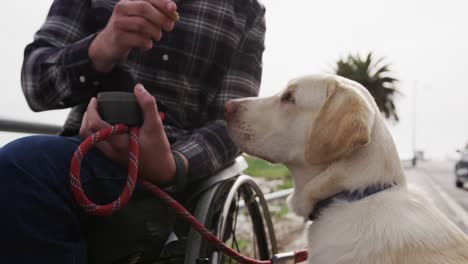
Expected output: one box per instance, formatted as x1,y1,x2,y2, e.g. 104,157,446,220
171,7,267,187
21,0,104,111
21,0,176,112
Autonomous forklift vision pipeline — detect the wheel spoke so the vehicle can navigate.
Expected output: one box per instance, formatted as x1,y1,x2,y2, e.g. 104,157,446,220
186,175,277,264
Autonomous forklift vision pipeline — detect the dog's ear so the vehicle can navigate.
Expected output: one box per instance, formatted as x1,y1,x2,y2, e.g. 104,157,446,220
305,79,375,164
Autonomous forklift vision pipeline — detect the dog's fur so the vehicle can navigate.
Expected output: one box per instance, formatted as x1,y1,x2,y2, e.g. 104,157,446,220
225,74,468,264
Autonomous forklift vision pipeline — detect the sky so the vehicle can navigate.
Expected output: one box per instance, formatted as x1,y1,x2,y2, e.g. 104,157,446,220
1,0,468,160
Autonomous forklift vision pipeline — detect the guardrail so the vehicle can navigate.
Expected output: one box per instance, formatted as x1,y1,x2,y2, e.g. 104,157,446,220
0,119,61,135
1,118,417,208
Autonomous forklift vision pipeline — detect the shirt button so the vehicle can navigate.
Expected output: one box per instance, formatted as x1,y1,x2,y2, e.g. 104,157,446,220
162,54,169,61
79,75,86,84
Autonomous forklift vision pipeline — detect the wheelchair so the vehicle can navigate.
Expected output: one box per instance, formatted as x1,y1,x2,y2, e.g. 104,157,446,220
151,156,278,264
182,156,278,263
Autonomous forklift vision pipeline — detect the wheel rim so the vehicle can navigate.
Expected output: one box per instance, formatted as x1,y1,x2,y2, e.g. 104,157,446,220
210,175,277,263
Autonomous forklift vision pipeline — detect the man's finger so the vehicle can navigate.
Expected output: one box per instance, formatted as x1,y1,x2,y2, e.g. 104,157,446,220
122,0,174,31
79,111,89,138
86,97,97,112
95,141,126,164
134,84,161,128
146,0,178,19
115,16,162,41
119,31,154,50
86,97,111,132
150,0,177,12
107,134,129,153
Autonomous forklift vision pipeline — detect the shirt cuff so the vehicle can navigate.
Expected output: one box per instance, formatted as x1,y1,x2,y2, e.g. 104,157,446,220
171,137,213,187
59,34,137,103
61,34,101,97
170,150,188,192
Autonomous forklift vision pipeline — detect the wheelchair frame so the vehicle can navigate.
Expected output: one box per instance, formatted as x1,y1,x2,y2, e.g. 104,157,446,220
184,156,278,263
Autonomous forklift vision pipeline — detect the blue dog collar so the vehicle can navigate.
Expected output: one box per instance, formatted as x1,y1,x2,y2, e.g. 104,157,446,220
308,183,396,221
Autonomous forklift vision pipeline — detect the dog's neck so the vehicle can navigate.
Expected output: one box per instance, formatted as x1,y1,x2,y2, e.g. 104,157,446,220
308,182,396,220
286,116,407,217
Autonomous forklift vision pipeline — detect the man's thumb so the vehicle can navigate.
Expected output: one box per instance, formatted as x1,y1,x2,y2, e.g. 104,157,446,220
134,84,160,126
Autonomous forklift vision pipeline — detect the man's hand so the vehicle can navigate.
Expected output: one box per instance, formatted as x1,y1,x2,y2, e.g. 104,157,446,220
89,0,178,72
133,84,177,185
79,84,180,186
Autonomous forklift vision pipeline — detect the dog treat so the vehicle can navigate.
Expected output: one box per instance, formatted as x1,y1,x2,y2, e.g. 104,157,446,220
166,10,180,21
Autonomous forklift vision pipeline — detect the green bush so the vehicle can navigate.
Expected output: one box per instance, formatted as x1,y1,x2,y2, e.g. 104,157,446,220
242,155,292,190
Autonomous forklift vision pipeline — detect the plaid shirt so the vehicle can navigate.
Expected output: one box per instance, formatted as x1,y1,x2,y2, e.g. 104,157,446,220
21,0,266,185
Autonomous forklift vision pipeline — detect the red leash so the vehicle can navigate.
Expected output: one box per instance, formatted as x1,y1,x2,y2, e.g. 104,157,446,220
70,124,308,264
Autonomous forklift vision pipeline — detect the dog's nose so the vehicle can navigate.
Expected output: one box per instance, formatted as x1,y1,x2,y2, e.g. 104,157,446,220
224,100,239,121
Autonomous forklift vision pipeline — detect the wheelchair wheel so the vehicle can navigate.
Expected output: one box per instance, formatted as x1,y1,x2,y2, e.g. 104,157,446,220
185,175,277,264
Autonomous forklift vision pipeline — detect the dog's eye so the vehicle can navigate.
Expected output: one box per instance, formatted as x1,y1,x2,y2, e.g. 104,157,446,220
281,91,295,104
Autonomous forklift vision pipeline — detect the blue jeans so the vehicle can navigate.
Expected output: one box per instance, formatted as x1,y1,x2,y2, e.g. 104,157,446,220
0,135,172,264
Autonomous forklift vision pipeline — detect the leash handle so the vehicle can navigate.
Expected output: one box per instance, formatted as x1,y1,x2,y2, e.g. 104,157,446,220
97,92,166,126
70,124,139,216
71,90,164,216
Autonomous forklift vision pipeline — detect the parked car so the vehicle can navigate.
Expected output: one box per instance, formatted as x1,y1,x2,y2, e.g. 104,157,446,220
455,149,468,188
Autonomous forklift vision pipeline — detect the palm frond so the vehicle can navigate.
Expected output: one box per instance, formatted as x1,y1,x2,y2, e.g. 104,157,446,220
334,52,400,122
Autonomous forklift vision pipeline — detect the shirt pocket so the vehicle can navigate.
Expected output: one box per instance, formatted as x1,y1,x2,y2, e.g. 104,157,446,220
161,0,244,80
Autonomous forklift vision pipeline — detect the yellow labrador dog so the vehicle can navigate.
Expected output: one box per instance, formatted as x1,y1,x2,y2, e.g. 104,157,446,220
224,74,468,264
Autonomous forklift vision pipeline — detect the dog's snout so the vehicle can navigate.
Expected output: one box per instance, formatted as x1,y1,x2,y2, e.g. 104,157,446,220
224,100,240,121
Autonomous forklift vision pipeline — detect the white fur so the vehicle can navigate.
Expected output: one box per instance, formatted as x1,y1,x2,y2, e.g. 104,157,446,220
226,74,468,264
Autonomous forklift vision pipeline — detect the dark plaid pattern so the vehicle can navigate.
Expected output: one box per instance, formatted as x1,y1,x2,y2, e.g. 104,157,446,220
21,0,266,183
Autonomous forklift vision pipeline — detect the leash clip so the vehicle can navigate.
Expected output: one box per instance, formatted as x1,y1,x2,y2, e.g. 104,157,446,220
270,252,298,264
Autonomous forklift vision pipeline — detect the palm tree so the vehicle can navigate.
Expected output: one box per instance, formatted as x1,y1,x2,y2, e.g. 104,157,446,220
334,52,400,122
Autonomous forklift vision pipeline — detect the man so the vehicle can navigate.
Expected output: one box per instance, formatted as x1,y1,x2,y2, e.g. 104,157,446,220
0,0,266,263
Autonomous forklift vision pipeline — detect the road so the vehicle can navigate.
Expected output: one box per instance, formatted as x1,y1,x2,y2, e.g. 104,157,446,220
406,160,468,233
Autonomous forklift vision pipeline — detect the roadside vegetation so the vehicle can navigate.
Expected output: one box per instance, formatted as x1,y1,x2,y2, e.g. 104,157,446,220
243,155,292,190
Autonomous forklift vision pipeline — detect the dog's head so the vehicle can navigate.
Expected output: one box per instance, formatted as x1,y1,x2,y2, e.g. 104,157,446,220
225,74,376,165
